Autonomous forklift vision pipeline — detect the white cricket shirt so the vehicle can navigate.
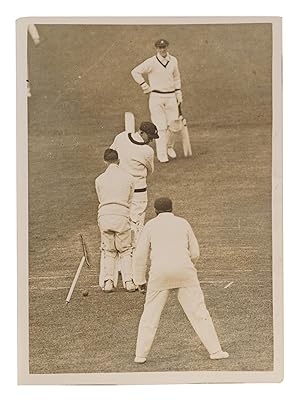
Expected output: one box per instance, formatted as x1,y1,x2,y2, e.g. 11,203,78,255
95,164,135,219
131,53,181,95
133,213,200,291
110,131,154,190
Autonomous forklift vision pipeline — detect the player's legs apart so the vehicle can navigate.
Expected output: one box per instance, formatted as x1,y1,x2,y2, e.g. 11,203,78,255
149,94,169,162
177,285,229,360
135,289,170,363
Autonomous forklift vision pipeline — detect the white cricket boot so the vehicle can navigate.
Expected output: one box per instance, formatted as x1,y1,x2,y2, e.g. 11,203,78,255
210,351,229,360
125,280,137,292
167,147,177,159
103,279,114,293
134,356,147,364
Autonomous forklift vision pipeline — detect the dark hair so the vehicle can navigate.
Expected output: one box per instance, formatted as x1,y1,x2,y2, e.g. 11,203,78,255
154,197,173,213
104,148,118,162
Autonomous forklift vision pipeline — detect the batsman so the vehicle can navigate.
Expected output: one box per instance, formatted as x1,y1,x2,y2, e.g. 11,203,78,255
131,39,183,163
110,121,159,252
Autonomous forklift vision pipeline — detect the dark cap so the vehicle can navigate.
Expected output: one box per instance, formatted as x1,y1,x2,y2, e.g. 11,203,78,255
154,197,173,213
139,121,159,139
104,148,118,162
155,39,169,48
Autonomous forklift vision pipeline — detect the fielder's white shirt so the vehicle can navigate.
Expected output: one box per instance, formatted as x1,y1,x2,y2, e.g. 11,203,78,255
131,53,181,95
95,164,135,220
110,131,154,190
133,213,200,291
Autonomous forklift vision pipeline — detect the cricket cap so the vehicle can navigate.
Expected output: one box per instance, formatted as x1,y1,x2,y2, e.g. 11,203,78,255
155,39,169,48
139,121,159,139
154,197,173,213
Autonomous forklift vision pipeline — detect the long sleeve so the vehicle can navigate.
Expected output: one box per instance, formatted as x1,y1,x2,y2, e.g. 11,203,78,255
131,58,153,85
133,225,151,285
187,223,200,265
173,58,181,91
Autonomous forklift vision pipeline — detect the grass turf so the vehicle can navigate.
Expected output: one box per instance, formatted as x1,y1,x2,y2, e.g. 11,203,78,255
27,23,273,374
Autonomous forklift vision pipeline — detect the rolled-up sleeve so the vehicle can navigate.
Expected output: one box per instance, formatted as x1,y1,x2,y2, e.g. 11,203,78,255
133,225,151,285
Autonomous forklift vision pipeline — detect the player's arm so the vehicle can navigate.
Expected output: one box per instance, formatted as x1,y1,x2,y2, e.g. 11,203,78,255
173,58,183,104
128,178,135,207
131,58,153,94
143,149,155,175
187,222,200,265
133,225,151,285
95,178,101,204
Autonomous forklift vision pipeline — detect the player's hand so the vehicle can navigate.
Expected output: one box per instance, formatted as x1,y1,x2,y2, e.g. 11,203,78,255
176,90,183,104
33,38,40,46
141,82,152,94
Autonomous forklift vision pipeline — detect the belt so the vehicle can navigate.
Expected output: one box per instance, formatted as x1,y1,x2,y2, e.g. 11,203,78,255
152,90,175,94
134,187,147,193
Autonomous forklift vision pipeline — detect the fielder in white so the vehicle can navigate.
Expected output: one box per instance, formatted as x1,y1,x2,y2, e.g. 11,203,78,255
133,197,229,363
95,149,136,293
110,121,159,248
131,39,182,163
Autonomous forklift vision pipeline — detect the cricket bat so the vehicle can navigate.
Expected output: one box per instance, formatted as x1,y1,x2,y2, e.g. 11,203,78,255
125,112,135,134
178,104,192,157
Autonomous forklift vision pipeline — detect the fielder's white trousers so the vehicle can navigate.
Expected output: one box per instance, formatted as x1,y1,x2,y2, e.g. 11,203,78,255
149,93,179,161
135,285,222,358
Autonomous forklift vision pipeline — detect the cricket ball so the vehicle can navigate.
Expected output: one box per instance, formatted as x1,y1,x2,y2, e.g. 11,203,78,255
82,290,89,297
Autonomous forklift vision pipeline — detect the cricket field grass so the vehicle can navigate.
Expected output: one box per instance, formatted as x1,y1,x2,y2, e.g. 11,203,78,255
27,23,273,374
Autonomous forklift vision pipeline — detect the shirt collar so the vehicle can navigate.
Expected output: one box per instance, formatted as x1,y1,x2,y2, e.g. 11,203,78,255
132,131,144,143
156,52,170,64
157,212,174,217
107,163,119,170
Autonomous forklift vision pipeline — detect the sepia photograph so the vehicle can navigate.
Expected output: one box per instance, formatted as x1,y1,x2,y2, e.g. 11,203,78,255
17,16,283,384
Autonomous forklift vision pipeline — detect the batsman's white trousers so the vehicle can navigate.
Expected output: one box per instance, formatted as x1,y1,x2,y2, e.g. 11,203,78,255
149,93,179,161
115,192,147,286
130,192,148,248
135,285,222,358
